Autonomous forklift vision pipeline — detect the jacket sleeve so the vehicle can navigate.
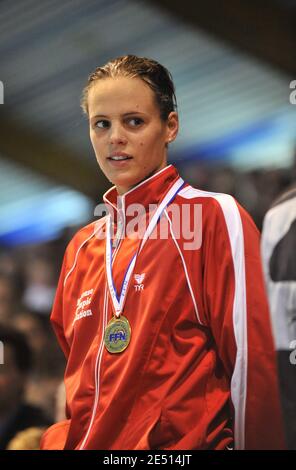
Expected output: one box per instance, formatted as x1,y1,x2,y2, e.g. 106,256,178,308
202,195,286,449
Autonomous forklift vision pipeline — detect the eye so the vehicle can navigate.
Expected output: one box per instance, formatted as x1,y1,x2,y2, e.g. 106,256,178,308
128,117,143,127
95,120,110,129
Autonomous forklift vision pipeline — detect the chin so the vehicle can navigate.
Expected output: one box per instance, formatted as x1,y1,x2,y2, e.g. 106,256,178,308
110,170,141,187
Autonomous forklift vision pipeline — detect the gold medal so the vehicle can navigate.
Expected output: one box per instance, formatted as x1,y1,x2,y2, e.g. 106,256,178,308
104,178,184,355
104,315,131,354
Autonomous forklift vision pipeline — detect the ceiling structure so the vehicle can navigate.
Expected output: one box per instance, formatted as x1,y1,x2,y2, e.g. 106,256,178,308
152,0,296,77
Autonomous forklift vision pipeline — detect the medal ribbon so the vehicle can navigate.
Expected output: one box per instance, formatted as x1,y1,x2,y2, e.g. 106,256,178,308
105,177,184,318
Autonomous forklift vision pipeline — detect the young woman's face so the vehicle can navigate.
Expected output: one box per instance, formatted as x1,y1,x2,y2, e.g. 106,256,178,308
88,76,178,194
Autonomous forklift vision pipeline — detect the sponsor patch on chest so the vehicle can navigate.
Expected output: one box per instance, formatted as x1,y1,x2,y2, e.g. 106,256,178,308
73,288,94,324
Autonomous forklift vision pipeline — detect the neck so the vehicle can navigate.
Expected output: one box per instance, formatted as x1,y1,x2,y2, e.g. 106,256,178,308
103,164,180,226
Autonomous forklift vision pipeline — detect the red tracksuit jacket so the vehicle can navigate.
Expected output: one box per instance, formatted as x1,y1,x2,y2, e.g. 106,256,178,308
41,164,285,450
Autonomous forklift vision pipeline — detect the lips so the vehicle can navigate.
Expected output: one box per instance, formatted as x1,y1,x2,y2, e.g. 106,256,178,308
107,153,133,161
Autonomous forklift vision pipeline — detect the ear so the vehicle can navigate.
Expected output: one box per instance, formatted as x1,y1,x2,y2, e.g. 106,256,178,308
166,112,179,144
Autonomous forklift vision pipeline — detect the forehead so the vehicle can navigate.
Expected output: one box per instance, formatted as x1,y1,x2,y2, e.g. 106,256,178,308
88,76,157,117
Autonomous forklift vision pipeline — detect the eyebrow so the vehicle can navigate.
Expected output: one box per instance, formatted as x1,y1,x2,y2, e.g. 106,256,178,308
91,111,146,119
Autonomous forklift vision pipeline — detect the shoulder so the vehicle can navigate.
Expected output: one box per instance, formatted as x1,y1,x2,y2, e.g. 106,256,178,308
262,185,296,246
177,183,259,242
270,184,296,210
264,185,296,226
178,183,235,206
63,217,107,265
177,184,242,222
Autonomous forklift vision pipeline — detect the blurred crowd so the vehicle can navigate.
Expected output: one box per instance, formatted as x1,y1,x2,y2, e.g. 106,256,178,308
0,159,295,450
0,231,73,449
179,154,296,231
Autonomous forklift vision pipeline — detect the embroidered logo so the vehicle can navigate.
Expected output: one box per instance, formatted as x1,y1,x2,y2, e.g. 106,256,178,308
134,273,145,291
73,288,94,324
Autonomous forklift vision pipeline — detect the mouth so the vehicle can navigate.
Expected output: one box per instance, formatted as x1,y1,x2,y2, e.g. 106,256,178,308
107,154,133,161
107,154,133,168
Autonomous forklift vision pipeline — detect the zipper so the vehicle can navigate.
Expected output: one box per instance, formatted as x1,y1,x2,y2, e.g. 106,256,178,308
78,179,182,448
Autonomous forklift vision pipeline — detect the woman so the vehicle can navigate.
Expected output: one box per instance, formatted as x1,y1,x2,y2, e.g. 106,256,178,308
41,55,285,450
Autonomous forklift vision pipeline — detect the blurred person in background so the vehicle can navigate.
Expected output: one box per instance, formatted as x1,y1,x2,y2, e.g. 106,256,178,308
41,55,285,450
0,325,52,449
6,426,46,450
22,255,56,315
0,273,18,323
11,309,66,417
55,381,66,423
0,250,19,278
261,183,296,449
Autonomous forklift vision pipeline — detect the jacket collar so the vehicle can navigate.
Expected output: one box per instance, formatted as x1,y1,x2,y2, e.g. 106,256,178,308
103,164,180,224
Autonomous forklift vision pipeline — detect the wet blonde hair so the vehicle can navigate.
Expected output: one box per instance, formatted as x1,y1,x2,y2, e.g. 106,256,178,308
81,54,177,121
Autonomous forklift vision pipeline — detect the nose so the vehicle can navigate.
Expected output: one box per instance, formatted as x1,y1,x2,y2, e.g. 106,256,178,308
109,122,127,146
